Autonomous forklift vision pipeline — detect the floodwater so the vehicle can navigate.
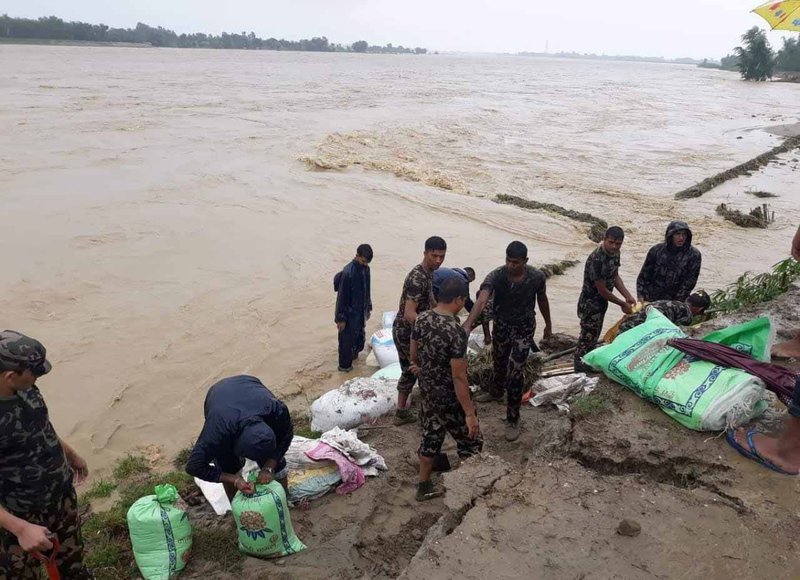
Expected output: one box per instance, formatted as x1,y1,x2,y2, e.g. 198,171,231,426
1,45,798,470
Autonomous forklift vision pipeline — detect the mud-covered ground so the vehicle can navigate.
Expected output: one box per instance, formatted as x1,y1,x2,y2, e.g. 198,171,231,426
181,287,800,580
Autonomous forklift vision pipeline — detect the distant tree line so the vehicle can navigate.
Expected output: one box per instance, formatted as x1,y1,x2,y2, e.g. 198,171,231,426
0,14,428,54
710,27,800,80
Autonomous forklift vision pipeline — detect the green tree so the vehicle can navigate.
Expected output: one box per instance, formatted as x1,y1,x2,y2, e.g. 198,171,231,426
733,26,774,81
352,40,368,53
776,36,800,72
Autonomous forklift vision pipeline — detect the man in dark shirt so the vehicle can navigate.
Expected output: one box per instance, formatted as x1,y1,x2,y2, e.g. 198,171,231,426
186,375,293,500
636,221,702,302
617,292,711,335
574,227,636,372
411,277,482,501
0,331,92,580
392,236,447,426
464,241,552,442
335,244,373,372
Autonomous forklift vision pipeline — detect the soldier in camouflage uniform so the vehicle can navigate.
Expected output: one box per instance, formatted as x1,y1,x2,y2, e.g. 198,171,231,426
411,277,482,501
617,292,711,334
574,227,636,372
464,241,552,442
392,236,447,426
636,221,702,302
0,331,93,579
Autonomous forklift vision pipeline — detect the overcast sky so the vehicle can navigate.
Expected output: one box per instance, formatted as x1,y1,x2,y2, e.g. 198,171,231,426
3,0,794,58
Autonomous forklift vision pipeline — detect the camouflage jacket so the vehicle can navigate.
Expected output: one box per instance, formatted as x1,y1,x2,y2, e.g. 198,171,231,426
619,300,694,333
0,387,72,515
579,245,620,307
395,264,434,326
412,310,468,406
479,265,546,330
636,221,701,302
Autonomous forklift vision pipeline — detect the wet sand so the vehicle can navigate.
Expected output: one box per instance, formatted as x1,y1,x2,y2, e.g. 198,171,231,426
0,45,798,471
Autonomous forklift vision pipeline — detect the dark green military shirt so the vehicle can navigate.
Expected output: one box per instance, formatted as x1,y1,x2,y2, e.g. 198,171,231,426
479,265,546,329
412,310,468,406
396,264,434,326
0,387,72,515
580,245,620,304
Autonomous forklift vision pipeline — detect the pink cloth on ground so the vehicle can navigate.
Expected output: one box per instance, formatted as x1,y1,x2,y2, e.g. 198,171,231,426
306,441,366,494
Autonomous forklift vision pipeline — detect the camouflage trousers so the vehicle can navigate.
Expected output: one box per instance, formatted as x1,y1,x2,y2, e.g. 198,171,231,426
574,300,608,368
419,399,483,458
0,485,93,580
491,320,536,424
392,319,417,396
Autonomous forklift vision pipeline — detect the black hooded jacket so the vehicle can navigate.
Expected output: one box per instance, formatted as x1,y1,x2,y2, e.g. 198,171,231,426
636,221,702,302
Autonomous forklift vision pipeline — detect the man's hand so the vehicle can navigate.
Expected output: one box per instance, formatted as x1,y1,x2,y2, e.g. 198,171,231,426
792,226,800,261
466,414,480,439
409,363,421,376
484,334,492,346
366,311,372,321
16,522,53,553
68,454,88,485
542,325,553,340
625,295,636,306
336,321,346,333
234,476,255,495
621,302,633,315
256,469,274,485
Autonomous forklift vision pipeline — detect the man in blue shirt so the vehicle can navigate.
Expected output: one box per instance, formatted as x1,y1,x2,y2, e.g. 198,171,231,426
186,375,293,500
433,267,475,312
335,244,373,372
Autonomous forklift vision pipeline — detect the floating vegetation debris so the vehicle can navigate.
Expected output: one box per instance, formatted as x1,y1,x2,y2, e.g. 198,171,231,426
715,203,774,228
495,194,608,242
540,259,580,278
744,188,778,198
674,136,800,200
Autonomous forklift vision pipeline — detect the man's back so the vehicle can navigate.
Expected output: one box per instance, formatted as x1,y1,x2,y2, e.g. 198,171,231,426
413,310,467,405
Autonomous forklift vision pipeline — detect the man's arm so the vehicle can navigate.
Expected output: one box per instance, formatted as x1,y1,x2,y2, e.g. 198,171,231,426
463,289,491,331
615,275,636,304
58,437,88,484
365,267,373,318
792,225,800,261
409,338,420,374
537,290,553,339
403,299,420,324
451,358,479,438
335,269,351,327
676,253,701,302
595,279,632,314
0,506,53,553
636,249,655,301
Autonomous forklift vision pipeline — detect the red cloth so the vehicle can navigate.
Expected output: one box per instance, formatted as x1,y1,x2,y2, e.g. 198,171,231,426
667,338,797,406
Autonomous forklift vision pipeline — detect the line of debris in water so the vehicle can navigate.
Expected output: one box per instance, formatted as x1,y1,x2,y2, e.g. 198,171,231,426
494,194,608,242
674,135,800,200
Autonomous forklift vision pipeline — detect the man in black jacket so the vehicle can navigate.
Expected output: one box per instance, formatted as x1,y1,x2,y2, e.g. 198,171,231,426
636,221,702,302
335,244,373,372
186,375,293,500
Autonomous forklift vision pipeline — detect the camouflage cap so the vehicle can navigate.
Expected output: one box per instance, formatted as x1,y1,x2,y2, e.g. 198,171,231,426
0,330,52,376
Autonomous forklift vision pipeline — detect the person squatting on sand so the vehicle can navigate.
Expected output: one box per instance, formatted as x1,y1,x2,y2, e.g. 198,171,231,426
186,375,293,500
392,236,447,426
410,277,482,501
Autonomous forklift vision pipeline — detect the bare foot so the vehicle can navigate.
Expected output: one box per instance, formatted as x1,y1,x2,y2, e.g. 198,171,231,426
772,333,800,359
732,428,800,474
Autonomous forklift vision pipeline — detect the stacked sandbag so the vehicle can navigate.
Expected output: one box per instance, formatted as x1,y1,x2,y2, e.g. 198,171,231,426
370,329,399,368
127,484,193,580
310,376,398,432
583,309,769,431
231,477,305,559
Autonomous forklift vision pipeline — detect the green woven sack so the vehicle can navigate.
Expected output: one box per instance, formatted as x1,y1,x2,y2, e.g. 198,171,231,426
584,309,769,430
231,476,306,559
127,484,192,579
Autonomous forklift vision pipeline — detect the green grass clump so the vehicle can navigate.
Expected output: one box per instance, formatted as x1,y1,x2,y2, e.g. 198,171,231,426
571,392,613,417
172,443,194,470
291,409,321,439
191,522,244,573
710,258,800,316
113,454,150,480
